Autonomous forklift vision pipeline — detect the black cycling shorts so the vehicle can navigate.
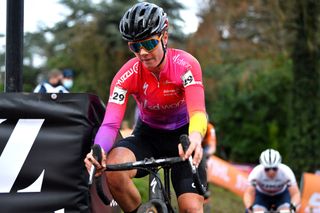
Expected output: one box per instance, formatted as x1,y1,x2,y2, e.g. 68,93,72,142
112,119,208,198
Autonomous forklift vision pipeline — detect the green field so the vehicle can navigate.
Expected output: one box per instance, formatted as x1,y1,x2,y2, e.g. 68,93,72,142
210,184,244,212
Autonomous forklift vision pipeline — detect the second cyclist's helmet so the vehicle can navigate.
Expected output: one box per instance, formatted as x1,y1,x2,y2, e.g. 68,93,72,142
119,2,168,41
259,149,282,168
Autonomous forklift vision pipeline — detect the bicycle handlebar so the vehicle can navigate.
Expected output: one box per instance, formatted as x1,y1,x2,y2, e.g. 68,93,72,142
105,156,183,171
89,134,210,206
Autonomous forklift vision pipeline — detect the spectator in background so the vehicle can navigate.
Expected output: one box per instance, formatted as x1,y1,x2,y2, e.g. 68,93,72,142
33,69,69,93
62,69,74,91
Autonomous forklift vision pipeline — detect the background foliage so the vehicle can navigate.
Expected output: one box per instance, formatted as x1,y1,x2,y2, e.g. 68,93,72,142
1,0,319,181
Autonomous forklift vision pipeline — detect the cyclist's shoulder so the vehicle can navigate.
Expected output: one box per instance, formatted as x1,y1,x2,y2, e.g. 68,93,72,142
248,164,264,177
169,48,195,59
278,163,295,176
112,58,141,87
168,48,200,68
278,163,292,170
117,58,141,75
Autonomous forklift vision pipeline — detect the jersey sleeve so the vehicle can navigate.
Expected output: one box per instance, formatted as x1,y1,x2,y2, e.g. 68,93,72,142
181,53,207,136
248,165,261,186
182,55,206,113
281,164,297,186
94,61,136,152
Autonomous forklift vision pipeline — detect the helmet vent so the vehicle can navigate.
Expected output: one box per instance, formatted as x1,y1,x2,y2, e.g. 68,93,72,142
140,8,146,16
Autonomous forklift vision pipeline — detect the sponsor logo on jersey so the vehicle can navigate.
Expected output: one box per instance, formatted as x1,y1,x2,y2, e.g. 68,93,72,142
143,82,148,95
143,99,185,111
116,61,139,85
173,54,191,68
257,181,287,193
163,89,177,96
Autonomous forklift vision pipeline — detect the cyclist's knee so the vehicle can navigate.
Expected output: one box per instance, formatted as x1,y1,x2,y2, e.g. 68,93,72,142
105,149,136,188
179,206,203,213
178,193,204,213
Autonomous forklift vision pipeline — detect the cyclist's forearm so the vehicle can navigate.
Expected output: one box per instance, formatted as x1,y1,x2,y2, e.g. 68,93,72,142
289,185,301,207
243,186,255,208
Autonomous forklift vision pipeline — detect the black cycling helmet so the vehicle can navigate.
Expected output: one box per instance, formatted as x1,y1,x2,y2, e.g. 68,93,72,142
119,2,168,41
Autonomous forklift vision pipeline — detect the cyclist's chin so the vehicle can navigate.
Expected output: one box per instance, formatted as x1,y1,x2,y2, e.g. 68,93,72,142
141,59,158,69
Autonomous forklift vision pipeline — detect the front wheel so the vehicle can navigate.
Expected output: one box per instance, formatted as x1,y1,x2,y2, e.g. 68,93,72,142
137,199,168,213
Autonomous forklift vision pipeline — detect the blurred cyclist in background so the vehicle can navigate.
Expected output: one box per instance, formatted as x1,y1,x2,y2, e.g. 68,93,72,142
243,149,301,212
84,2,208,212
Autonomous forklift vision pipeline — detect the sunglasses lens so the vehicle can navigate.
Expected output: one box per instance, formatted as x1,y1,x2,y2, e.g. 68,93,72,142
141,39,159,51
265,167,278,172
129,38,160,53
129,43,141,53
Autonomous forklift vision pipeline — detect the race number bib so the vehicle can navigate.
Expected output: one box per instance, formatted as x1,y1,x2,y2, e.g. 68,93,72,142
109,86,127,104
182,70,196,87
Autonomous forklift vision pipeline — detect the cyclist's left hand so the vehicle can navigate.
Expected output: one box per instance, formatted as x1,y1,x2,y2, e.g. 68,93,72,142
84,148,106,177
178,132,203,167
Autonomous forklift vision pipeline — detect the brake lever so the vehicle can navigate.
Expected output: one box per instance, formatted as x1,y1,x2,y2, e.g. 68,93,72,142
88,144,102,185
179,134,211,199
88,144,110,205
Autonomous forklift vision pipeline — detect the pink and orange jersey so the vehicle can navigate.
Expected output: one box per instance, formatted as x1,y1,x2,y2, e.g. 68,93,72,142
95,48,206,152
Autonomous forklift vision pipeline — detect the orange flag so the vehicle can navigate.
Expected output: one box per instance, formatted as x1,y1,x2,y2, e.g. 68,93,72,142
299,173,320,213
207,155,249,197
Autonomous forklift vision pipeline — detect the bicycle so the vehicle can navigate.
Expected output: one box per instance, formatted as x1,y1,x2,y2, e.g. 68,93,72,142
88,134,210,213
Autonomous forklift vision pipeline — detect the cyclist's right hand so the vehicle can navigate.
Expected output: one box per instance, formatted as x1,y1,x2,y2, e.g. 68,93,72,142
84,147,106,177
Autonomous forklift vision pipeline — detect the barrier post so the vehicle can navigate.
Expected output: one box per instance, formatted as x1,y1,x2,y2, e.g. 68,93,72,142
5,0,24,92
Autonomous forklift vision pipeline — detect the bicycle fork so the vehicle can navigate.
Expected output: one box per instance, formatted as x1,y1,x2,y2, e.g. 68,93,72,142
146,167,173,212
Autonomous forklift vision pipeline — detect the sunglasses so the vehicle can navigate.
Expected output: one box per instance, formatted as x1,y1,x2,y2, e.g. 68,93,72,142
264,167,278,172
128,34,163,53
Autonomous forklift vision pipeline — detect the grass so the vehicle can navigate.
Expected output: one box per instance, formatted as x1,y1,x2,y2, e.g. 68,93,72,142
210,184,244,212
133,171,244,212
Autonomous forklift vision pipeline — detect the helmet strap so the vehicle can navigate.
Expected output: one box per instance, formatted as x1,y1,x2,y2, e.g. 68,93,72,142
156,39,167,67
